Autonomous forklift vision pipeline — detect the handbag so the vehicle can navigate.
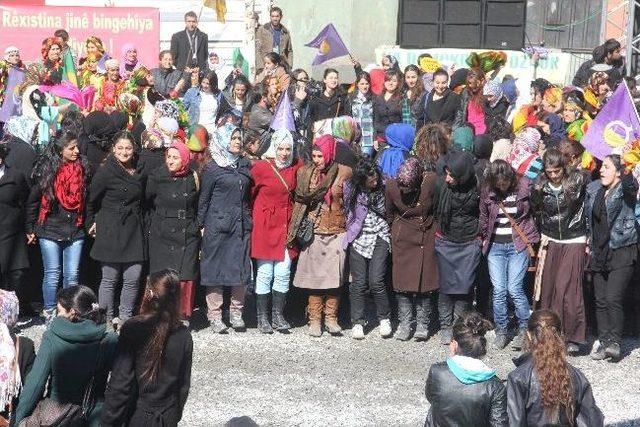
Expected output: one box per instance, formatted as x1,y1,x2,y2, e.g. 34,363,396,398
295,202,323,249
498,202,538,272
19,338,107,427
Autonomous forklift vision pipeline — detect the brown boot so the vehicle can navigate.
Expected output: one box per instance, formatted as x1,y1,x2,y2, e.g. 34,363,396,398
307,294,323,337
324,294,342,335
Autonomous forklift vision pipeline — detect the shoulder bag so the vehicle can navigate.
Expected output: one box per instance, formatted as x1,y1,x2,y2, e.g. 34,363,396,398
499,201,537,272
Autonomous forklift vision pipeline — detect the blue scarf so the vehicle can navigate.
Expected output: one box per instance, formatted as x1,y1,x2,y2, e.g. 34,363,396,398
378,123,415,178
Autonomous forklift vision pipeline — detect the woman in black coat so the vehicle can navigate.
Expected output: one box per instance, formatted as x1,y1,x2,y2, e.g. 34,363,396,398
146,141,200,323
0,145,29,291
197,124,252,334
306,68,348,136
2,116,38,185
89,131,146,330
102,270,192,427
415,68,461,129
373,69,404,143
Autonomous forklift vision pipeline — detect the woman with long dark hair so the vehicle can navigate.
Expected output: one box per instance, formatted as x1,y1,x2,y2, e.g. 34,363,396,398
89,131,146,331
344,158,392,339
414,123,449,173
147,141,200,325
373,69,404,144
416,68,460,128
289,135,350,337
531,148,589,354
307,68,347,136
102,269,193,427
251,130,302,333
182,71,231,135
479,160,539,350
586,155,638,362
198,124,252,334
403,64,423,126
15,285,117,426
347,71,375,157
26,131,90,322
386,157,440,341
224,74,252,120
454,68,486,134
507,310,604,426
425,311,506,426
434,150,481,345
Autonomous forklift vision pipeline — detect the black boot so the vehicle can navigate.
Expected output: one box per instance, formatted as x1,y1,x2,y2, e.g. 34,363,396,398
394,293,414,341
414,294,433,341
272,291,291,332
256,294,273,334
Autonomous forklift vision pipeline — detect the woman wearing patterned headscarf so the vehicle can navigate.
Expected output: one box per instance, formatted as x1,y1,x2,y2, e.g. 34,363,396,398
119,43,143,80
0,46,26,131
251,129,302,334
198,124,252,334
289,135,349,337
483,79,510,120
386,156,440,341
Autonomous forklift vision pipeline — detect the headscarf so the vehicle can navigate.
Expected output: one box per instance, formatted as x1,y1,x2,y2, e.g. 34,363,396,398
141,128,164,149
187,125,208,152
514,127,542,152
331,116,360,144
154,99,179,120
508,127,542,174
157,117,179,148
104,58,119,71
210,123,241,168
84,111,116,150
314,134,337,204
449,68,469,92
0,289,20,411
378,123,415,178
422,72,435,94
531,78,552,97
119,43,140,79
263,129,294,168
543,114,566,146
543,87,563,108
501,79,518,104
473,134,493,160
490,138,512,163
168,140,190,177
3,116,39,144
438,151,477,232
396,156,424,189
452,126,474,152
483,80,504,108
3,46,18,61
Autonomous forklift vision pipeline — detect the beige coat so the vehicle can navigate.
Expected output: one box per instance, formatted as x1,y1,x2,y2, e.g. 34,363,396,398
255,23,293,70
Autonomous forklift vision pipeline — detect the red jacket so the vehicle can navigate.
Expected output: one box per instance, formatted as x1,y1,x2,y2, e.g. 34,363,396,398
251,159,302,261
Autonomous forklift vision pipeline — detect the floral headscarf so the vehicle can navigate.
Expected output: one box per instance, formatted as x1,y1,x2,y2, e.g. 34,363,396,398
0,289,20,410
396,156,424,190
119,43,141,80
155,99,179,120
331,116,360,144
156,117,179,148
3,115,39,145
483,80,504,108
263,129,294,168
508,127,542,173
210,123,241,168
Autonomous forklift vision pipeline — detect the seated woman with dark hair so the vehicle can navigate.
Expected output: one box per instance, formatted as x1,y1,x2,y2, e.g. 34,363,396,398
425,311,507,426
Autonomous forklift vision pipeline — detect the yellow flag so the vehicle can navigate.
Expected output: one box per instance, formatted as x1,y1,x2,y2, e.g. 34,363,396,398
204,0,226,23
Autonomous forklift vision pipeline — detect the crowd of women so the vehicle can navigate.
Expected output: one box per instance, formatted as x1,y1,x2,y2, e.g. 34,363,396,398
0,23,635,425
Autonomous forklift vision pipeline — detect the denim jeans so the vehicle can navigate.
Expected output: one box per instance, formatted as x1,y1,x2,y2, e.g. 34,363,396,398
39,238,84,310
255,250,291,295
487,241,530,330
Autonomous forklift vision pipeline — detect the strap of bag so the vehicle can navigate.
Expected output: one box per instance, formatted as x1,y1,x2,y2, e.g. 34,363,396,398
498,201,536,258
192,170,200,192
81,337,107,418
269,162,290,192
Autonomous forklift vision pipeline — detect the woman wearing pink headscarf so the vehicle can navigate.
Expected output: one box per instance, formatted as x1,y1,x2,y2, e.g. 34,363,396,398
119,44,143,80
146,140,200,325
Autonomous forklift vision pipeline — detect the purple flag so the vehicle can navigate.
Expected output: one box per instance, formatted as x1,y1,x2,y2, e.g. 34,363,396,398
305,23,350,66
582,82,640,160
270,93,296,131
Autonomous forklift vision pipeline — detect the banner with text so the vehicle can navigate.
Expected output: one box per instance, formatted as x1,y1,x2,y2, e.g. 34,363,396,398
0,5,159,67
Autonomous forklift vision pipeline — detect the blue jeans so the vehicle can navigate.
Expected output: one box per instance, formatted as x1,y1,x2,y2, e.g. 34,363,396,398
39,238,84,310
255,250,291,295
487,242,530,330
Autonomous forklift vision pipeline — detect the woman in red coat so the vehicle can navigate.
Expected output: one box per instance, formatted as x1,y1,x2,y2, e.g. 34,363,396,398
251,129,302,334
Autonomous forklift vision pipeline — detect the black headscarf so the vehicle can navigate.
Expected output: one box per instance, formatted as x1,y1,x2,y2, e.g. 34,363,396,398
449,68,469,91
83,111,116,150
437,150,478,232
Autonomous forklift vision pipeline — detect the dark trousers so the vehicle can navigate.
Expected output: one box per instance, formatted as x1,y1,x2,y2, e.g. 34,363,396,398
349,238,390,325
0,269,24,292
593,266,635,344
438,292,471,330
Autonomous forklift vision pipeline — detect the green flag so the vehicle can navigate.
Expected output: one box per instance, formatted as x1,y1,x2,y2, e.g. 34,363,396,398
232,48,249,77
62,49,78,87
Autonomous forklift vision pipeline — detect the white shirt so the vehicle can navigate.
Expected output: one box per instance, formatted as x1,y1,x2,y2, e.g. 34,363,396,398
198,92,219,126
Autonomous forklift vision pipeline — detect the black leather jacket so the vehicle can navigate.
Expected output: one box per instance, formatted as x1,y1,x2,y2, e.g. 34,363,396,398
507,354,604,427
425,362,507,427
531,170,588,240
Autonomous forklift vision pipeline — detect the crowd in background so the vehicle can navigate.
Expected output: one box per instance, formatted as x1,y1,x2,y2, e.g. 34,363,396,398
0,5,637,426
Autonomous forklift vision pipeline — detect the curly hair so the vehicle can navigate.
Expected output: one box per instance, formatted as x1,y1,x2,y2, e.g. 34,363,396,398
414,123,449,171
524,310,574,424
32,130,90,203
487,117,513,142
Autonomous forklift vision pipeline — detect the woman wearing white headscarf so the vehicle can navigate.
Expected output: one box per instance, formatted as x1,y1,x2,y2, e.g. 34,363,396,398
198,124,253,334
250,130,302,333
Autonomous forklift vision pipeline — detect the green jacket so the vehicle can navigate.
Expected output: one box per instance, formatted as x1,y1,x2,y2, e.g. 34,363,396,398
14,317,117,426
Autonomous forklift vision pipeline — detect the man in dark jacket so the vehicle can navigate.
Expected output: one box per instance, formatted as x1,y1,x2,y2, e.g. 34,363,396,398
170,11,209,72
255,7,293,71
151,51,187,97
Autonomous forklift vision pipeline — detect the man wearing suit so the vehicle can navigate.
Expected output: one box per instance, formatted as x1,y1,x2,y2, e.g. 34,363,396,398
170,11,209,73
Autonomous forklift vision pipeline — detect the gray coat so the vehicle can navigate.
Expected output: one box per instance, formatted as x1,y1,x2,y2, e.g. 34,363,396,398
197,159,253,287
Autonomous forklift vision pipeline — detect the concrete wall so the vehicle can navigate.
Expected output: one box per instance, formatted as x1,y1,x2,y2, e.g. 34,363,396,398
272,0,398,79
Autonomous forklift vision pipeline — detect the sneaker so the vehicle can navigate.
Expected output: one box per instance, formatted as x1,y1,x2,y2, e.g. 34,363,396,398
440,328,453,345
511,328,526,350
395,324,412,341
210,318,229,334
230,313,246,332
494,331,509,350
591,341,608,361
605,342,621,362
414,323,430,341
566,342,580,355
379,319,392,338
181,319,190,328
352,324,365,340
42,308,56,327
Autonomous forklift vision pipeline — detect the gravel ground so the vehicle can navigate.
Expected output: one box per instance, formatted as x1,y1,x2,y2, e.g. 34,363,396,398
18,311,640,427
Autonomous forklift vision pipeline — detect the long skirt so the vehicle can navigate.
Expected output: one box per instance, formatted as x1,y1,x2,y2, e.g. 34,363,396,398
537,241,586,344
293,233,346,290
434,237,481,295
